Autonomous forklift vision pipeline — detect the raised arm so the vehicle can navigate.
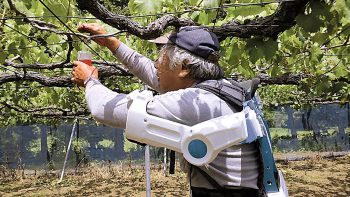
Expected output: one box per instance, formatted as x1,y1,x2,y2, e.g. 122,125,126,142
77,23,121,52
77,23,160,91
113,43,159,91
72,60,130,128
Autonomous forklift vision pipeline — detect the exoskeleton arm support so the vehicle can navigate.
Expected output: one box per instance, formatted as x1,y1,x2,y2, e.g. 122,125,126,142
125,90,249,166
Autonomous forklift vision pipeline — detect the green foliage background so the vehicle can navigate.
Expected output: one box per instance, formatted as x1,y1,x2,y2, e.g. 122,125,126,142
0,0,349,127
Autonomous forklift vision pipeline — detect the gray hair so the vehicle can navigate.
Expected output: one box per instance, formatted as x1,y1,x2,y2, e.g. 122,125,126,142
161,44,224,81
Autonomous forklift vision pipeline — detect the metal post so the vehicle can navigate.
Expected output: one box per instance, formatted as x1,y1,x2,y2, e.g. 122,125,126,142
75,119,80,168
163,148,167,176
145,145,151,197
143,84,151,197
58,119,77,183
169,150,175,174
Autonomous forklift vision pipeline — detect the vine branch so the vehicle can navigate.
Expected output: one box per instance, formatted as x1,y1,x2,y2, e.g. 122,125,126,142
0,101,89,118
0,63,132,86
76,0,310,40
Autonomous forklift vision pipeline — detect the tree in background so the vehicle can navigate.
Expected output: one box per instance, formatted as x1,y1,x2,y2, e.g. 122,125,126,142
0,0,349,126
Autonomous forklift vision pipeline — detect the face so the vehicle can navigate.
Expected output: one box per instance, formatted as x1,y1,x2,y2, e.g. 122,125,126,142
155,51,181,93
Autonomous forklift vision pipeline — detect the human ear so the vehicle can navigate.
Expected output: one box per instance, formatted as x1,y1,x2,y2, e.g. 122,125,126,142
179,68,190,78
179,59,191,78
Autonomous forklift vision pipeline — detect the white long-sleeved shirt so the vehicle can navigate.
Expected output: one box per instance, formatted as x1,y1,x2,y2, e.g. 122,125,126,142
85,43,259,189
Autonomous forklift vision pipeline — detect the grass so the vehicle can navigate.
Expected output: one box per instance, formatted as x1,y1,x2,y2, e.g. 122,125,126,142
0,155,350,196
270,128,290,138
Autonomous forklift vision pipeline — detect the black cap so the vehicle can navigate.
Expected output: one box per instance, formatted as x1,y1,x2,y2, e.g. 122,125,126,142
152,27,221,62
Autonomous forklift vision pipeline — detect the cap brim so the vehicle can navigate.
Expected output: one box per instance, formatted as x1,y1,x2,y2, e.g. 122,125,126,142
148,33,170,44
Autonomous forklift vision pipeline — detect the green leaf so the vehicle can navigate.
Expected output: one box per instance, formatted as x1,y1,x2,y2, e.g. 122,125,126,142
0,51,6,63
238,58,255,77
47,34,60,44
227,6,266,18
331,0,350,25
311,32,329,44
188,0,200,6
12,0,31,15
207,10,217,24
309,45,323,66
38,51,50,63
246,38,278,63
296,1,329,33
190,11,200,21
129,0,162,14
334,65,349,78
29,0,44,16
270,64,279,77
202,0,218,7
7,42,19,54
198,12,209,25
263,38,278,60
227,43,240,66
296,13,322,33
42,0,68,23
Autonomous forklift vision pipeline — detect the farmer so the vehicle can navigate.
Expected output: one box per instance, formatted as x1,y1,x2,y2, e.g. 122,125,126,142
72,23,261,197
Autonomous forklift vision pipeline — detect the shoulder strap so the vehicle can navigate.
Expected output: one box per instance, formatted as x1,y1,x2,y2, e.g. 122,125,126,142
237,78,260,100
194,80,244,111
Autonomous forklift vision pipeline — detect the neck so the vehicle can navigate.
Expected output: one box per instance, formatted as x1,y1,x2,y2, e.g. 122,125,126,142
182,78,197,89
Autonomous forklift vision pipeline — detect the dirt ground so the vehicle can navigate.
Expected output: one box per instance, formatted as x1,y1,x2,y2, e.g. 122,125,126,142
0,153,349,197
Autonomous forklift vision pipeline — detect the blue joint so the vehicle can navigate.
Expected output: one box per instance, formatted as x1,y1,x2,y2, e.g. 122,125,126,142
188,139,207,159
